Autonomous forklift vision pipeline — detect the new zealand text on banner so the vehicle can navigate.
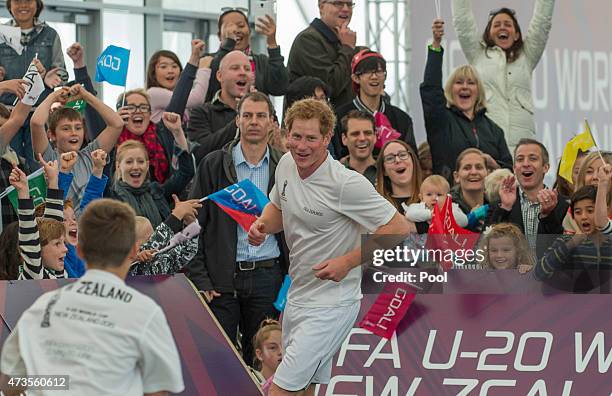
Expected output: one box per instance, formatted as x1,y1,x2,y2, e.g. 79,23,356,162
426,195,479,270
95,45,130,86
204,179,269,231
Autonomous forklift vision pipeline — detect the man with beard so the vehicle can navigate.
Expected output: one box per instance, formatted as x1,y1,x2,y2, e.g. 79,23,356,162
287,0,359,109
339,110,377,185
187,50,252,163
187,91,287,368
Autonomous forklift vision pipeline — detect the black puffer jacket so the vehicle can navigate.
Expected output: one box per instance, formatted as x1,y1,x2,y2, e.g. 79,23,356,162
420,47,512,183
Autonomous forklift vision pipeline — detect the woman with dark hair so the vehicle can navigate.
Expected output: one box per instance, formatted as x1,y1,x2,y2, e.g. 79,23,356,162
146,40,212,123
420,19,512,182
204,8,289,101
375,139,422,214
452,0,555,151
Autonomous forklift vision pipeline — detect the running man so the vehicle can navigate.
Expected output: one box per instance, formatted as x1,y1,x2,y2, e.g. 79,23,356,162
248,98,412,395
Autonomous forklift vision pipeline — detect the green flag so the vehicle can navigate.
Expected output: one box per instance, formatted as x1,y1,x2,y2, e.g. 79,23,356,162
0,168,48,214
65,99,87,114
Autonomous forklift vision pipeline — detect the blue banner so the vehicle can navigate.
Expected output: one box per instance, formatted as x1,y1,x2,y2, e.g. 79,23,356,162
95,45,130,86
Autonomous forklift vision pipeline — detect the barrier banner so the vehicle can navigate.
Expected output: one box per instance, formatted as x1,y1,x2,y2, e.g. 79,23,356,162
316,278,611,395
0,274,262,396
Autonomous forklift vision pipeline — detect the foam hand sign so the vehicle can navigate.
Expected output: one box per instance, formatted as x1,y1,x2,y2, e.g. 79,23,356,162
21,61,44,106
374,112,401,149
95,45,130,86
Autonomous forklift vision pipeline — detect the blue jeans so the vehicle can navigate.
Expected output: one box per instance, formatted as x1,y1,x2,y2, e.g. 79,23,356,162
209,262,283,367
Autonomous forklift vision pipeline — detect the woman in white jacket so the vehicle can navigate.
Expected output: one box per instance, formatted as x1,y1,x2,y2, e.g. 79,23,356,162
452,0,555,152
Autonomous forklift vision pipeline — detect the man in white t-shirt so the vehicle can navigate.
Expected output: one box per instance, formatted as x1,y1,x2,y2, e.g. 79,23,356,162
0,199,184,396
248,98,412,396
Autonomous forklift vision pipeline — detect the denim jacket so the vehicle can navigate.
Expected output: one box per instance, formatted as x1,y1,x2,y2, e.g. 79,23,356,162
0,18,65,106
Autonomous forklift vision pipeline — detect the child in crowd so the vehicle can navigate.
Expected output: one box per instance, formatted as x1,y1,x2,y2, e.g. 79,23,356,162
10,157,67,279
563,152,612,234
536,175,612,287
59,148,108,277
30,84,124,209
404,174,468,229
480,223,534,273
129,195,201,276
484,168,513,205
250,319,283,393
146,40,212,123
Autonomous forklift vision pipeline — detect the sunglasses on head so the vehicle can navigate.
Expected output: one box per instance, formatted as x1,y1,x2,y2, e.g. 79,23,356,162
489,7,516,17
221,6,249,14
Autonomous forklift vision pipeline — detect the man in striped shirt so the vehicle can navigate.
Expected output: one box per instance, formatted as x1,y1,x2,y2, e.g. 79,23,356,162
10,158,67,279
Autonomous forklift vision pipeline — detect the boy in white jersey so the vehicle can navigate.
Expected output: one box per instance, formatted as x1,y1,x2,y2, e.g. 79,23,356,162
0,199,184,396
248,99,412,395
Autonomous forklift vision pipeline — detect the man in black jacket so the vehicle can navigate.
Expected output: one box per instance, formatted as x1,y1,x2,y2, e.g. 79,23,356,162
287,0,359,109
333,50,416,159
187,50,251,164
186,92,287,367
488,138,569,254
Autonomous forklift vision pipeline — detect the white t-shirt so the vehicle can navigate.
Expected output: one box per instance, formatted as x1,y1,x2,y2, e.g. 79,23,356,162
270,153,396,308
0,270,184,396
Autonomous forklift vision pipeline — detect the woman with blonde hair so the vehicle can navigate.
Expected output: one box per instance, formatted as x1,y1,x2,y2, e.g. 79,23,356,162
420,18,512,183
480,223,535,273
110,139,194,227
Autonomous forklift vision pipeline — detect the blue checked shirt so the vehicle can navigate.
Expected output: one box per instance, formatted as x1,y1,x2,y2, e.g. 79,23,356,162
233,143,280,261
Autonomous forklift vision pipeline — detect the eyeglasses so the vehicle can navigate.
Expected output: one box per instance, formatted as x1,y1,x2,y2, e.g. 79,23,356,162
324,1,356,9
488,7,516,17
124,104,151,113
356,69,386,78
221,7,249,14
383,151,410,164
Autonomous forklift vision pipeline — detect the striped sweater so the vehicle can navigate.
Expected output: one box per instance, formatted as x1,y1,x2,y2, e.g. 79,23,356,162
18,188,67,280
535,228,612,281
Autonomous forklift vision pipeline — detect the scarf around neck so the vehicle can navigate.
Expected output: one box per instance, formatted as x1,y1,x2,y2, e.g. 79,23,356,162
113,180,165,227
118,122,169,183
